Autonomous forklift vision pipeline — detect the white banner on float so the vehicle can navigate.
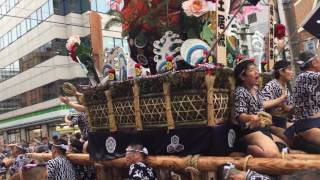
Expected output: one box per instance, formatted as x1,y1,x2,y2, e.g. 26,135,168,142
216,0,229,65
268,0,275,70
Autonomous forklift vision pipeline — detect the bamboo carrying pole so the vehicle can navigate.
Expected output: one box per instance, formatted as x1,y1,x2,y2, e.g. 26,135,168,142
228,76,236,124
163,82,175,130
27,153,320,175
104,90,117,132
205,74,216,126
133,81,143,131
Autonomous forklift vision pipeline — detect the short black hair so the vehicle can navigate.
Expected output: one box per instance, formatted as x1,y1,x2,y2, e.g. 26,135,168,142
74,133,81,140
298,51,316,71
70,139,83,153
53,139,68,155
234,60,255,86
274,60,291,79
52,135,59,140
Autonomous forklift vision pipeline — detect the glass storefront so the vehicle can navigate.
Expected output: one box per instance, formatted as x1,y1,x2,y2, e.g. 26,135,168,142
48,122,80,139
7,129,20,143
26,126,42,143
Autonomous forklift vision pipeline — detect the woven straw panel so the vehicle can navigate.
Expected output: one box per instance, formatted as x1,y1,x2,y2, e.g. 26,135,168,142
87,103,109,129
171,92,208,125
212,90,230,123
140,95,166,127
113,98,135,128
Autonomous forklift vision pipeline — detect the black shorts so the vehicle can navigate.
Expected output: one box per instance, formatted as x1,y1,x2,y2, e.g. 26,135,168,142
284,117,320,139
239,127,272,139
272,116,287,129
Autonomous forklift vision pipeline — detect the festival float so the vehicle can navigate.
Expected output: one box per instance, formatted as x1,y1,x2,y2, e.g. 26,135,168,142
29,0,320,179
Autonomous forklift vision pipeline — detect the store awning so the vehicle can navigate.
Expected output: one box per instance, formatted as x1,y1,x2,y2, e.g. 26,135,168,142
0,107,70,132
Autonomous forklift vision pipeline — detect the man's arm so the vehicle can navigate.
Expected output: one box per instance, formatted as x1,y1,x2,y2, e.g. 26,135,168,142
59,96,86,112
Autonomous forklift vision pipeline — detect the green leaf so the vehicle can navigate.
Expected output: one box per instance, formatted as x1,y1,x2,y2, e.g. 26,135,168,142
200,22,214,46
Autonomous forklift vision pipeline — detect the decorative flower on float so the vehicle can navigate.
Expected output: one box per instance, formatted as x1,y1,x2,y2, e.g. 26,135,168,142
274,23,286,39
119,0,180,35
106,0,124,11
274,23,287,60
66,35,81,63
135,63,143,77
230,1,263,21
66,35,100,84
182,0,216,17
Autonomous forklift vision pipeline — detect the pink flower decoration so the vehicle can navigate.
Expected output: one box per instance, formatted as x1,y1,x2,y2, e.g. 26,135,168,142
107,0,123,11
230,2,263,21
182,0,215,17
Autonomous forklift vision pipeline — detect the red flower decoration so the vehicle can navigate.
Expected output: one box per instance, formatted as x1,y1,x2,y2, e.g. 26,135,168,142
235,54,245,63
261,59,268,65
275,24,286,39
249,58,255,62
151,0,161,6
108,68,115,73
166,55,174,62
120,0,149,32
69,45,79,63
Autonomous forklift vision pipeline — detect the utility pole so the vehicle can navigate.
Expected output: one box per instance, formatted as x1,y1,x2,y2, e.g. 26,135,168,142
282,0,300,74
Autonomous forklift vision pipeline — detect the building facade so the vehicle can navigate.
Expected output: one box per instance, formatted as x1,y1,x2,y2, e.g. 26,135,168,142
0,0,126,143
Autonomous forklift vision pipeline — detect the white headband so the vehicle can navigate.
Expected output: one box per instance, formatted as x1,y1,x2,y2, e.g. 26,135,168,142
53,144,69,151
297,55,318,68
126,147,148,155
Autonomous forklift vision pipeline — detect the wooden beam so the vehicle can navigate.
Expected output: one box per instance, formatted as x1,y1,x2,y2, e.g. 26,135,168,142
89,12,104,77
26,153,320,175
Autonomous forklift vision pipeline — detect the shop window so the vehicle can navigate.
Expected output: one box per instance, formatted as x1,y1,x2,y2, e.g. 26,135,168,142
7,31,11,45
53,0,66,15
68,0,81,13
0,37,3,49
26,126,42,142
20,20,27,35
26,18,31,32
30,12,38,28
1,4,6,16
49,0,54,15
16,24,21,38
90,0,97,11
81,0,90,12
11,28,17,42
3,33,7,47
96,0,108,13
7,129,21,143
9,0,15,9
42,2,50,20
36,8,42,23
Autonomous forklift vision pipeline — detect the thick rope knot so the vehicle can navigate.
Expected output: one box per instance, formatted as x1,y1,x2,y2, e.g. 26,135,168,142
185,155,200,178
243,155,253,171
